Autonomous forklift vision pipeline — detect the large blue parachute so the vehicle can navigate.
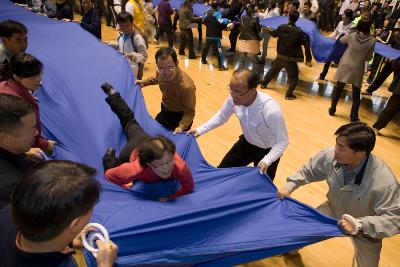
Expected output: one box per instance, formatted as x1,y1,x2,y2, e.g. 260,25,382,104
1,1,344,266
153,0,400,62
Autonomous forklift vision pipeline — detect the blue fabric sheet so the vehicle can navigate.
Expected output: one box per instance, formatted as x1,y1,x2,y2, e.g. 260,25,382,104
153,0,400,62
1,1,344,266
260,16,400,62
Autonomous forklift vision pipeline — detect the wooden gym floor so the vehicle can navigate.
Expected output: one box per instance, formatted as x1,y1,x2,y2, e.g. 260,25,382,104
102,24,400,266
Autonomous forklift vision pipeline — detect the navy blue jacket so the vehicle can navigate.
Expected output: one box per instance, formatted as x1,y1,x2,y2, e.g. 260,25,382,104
81,8,102,39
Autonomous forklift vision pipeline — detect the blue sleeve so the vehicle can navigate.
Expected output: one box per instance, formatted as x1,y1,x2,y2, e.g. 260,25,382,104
213,11,229,26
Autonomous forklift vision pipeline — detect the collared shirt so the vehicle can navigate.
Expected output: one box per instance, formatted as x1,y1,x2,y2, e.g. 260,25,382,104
196,91,289,166
256,7,280,19
340,157,367,185
329,21,356,39
142,68,196,130
285,148,400,240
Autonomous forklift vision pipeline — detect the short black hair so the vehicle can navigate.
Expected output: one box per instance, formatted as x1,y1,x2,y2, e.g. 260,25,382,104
211,0,219,9
344,9,354,20
233,68,259,89
291,0,300,9
10,53,43,78
335,122,376,154
138,136,176,166
11,160,100,242
0,93,35,133
155,47,178,65
0,20,27,38
304,1,312,8
270,1,277,9
357,18,372,34
289,10,300,23
246,3,256,14
116,11,133,24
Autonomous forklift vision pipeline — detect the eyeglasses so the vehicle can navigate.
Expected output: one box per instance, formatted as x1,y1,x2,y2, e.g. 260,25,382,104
149,155,174,169
157,66,176,73
226,85,251,97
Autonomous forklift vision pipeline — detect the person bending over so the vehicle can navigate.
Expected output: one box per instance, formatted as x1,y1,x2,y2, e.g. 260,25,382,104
0,160,118,267
101,83,194,201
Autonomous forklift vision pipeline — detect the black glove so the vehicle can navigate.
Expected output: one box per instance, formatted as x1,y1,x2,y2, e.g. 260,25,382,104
102,148,119,171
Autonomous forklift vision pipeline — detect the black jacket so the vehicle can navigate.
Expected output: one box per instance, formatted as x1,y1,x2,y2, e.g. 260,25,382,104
0,206,77,267
0,148,37,209
225,2,244,21
203,9,226,38
81,8,102,39
56,1,74,20
270,23,308,62
239,15,261,40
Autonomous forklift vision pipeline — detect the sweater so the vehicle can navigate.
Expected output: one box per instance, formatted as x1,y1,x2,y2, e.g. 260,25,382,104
105,150,194,199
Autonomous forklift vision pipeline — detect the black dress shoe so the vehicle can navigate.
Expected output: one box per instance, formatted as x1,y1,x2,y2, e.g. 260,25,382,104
101,82,114,96
328,107,336,116
260,82,268,89
285,94,297,100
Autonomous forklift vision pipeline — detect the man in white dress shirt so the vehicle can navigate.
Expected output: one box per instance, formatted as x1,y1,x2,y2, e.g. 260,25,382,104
188,69,289,180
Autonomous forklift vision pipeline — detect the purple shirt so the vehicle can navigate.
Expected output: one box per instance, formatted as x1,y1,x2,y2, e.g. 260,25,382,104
157,0,173,24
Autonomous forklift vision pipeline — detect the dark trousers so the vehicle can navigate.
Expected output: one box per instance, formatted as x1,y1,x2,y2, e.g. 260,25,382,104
318,11,328,30
154,22,174,48
197,22,203,49
320,60,339,79
229,24,240,51
367,62,393,93
155,104,192,131
179,28,196,57
367,54,384,84
95,0,110,25
373,93,400,130
304,35,312,63
238,52,264,80
105,93,149,163
331,81,361,121
106,0,115,27
319,61,331,79
218,135,281,180
262,58,299,96
201,38,225,68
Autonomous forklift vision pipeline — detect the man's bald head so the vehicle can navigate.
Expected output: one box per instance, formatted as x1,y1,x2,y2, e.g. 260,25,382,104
232,68,259,90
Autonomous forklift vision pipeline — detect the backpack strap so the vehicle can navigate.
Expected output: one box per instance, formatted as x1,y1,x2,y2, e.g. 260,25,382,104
117,32,138,53
130,31,138,53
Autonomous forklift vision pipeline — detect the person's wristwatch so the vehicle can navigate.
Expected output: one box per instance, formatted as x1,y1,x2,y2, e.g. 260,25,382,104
356,219,363,232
